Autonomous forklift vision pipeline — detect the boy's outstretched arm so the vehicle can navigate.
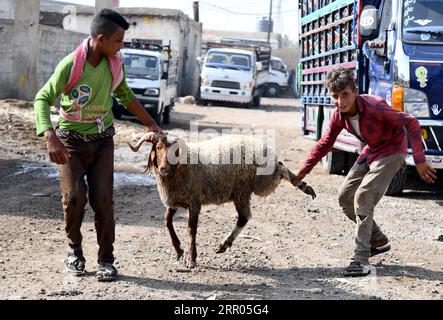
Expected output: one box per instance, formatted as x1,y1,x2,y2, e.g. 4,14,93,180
416,162,437,184
125,98,164,134
293,169,306,181
377,103,437,184
113,66,163,138
291,110,344,185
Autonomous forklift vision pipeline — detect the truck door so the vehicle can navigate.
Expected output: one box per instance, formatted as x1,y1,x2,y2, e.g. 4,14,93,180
363,0,394,101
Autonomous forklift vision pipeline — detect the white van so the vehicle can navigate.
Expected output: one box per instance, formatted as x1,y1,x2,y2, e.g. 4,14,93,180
264,56,289,98
198,42,271,107
112,40,177,125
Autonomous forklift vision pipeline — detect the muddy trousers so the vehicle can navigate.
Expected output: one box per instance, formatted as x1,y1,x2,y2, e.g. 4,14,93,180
338,153,406,264
58,137,115,263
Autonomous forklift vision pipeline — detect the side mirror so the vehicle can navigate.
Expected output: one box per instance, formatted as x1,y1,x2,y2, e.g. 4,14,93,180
196,56,202,65
359,5,380,40
256,61,263,71
161,71,168,80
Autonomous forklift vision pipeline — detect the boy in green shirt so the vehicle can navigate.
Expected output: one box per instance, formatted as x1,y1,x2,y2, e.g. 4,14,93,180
34,9,163,281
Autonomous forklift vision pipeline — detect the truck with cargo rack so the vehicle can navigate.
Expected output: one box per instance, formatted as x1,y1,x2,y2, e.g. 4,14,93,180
299,0,443,195
264,56,290,98
112,39,178,125
198,41,271,107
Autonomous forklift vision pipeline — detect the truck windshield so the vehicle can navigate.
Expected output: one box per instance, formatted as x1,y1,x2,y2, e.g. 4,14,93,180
403,0,443,44
270,59,286,72
124,54,159,80
205,51,251,71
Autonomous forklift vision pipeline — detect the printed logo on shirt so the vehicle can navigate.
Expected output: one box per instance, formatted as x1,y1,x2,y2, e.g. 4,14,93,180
71,85,93,107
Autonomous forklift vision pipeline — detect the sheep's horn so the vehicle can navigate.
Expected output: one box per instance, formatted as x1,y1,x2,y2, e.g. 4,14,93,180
127,132,155,152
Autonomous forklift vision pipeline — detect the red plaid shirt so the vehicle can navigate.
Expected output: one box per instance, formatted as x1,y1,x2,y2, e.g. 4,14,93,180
299,94,425,175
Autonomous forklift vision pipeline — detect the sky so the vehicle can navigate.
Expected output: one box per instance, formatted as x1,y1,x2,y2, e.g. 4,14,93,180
51,0,300,41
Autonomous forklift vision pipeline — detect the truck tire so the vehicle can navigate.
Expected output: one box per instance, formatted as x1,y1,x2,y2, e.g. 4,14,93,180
111,98,123,119
112,107,122,120
162,105,171,125
322,150,347,175
252,95,261,107
385,165,408,196
197,99,208,106
154,104,163,126
265,84,279,98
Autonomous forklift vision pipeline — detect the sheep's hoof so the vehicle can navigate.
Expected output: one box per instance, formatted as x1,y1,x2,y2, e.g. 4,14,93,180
176,248,184,260
215,244,227,254
305,186,317,199
185,259,197,269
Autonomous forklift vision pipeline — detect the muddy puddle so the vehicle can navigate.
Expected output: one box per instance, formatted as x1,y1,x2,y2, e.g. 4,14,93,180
8,160,157,188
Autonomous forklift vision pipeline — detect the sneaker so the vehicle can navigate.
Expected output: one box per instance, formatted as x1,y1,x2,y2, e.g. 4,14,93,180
343,261,371,277
96,262,118,282
370,236,391,257
65,250,86,276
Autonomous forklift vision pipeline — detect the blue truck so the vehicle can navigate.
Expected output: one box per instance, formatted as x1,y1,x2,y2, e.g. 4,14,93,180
299,0,443,194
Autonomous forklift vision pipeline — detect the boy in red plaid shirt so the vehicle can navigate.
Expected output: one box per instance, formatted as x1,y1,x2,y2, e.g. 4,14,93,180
293,67,436,276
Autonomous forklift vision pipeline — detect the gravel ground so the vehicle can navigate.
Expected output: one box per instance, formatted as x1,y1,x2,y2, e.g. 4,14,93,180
0,98,442,301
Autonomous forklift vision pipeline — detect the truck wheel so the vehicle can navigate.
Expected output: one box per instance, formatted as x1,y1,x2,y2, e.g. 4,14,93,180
265,84,279,98
385,165,408,196
322,150,347,175
252,95,261,107
197,99,208,106
154,105,163,126
111,99,122,120
162,105,170,125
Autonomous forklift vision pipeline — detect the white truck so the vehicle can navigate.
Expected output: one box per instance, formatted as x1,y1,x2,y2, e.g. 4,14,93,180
112,39,178,125
198,42,271,107
264,56,289,98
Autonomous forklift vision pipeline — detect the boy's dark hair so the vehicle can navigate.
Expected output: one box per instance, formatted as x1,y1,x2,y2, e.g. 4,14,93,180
325,67,357,93
90,9,129,38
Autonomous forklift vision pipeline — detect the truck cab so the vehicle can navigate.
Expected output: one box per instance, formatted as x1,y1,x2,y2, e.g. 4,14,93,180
198,42,271,107
112,39,177,125
299,0,443,195
264,56,289,98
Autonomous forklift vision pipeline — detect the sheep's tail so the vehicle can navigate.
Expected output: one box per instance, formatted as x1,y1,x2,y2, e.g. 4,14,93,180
277,162,316,199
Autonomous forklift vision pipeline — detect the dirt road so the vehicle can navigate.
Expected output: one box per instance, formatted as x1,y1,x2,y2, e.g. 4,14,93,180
0,98,442,300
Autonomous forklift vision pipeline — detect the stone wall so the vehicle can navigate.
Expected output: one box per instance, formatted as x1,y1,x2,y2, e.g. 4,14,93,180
37,25,86,89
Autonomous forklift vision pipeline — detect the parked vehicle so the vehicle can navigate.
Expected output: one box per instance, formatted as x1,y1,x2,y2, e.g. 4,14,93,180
112,39,178,125
198,41,271,107
264,56,289,98
299,0,443,195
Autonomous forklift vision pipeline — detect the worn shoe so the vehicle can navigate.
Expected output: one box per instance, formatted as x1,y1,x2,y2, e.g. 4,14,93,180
370,236,391,257
371,236,389,248
65,250,86,276
96,262,118,282
343,261,371,277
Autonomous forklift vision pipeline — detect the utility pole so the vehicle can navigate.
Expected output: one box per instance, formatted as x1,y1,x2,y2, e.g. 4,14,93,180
193,1,199,22
267,0,273,45
95,0,114,13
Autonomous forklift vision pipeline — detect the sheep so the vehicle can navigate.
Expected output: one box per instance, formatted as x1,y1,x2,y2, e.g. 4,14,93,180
179,95,196,105
129,133,316,268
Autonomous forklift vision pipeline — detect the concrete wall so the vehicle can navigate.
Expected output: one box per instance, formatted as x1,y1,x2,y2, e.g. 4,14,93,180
62,8,202,96
37,25,87,89
0,0,14,19
0,18,14,98
0,4,88,100
0,0,40,100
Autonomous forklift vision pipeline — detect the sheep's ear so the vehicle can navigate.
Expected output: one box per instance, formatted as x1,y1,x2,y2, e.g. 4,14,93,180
145,145,157,173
